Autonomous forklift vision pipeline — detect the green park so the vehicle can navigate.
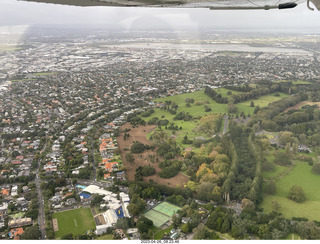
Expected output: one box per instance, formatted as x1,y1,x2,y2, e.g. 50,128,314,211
52,207,96,239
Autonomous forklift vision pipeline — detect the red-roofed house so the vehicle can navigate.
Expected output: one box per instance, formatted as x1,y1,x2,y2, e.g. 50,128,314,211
9,228,24,239
0,188,10,196
104,173,111,180
105,162,118,172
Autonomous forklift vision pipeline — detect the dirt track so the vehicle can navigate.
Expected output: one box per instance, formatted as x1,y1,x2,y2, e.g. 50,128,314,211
117,123,188,188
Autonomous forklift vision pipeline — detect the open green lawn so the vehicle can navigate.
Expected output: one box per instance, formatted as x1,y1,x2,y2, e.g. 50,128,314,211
274,80,311,85
153,90,288,120
96,234,113,240
261,160,320,220
236,92,289,115
262,164,288,180
154,226,173,240
154,91,228,116
33,72,55,76
11,79,37,82
52,207,96,239
148,90,289,150
286,233,301,240
214,88,243,97
0,45,22,51
10,212,25,218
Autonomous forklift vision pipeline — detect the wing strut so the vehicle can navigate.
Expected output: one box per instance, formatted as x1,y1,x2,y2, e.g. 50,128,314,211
210,2,297,10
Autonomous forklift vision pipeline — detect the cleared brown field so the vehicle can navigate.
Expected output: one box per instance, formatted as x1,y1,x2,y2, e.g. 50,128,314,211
117,123,188,187
284,101,320,112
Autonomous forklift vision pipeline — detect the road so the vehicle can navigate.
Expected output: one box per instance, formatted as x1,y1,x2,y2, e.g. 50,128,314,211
223,115,229,134
36,139,48,240
35,169,46,239
90,139,96,180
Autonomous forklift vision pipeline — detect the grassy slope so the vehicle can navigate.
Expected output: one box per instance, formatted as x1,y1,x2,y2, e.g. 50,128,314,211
274,80,311,85
154,226,173,240
96,234,113,240
262,164,288,180
236,92,289,115
0,45,22,51
149,90,288,150
261,159,320,221
52,207,96,239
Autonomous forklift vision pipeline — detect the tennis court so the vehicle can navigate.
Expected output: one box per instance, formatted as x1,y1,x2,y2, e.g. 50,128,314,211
144,202,181,228
153,202,181,216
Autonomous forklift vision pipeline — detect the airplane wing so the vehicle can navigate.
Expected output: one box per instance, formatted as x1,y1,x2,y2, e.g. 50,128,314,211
18,0,320,10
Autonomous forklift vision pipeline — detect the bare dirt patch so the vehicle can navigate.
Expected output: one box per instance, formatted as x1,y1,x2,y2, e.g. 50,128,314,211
117,123,188,187
284,101,320,112
53,218,58,231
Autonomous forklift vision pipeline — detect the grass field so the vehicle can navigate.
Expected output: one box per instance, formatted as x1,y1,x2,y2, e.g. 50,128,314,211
274,80,311,85
11,79,37,82
148,90,288,151
214,88,243,97
154,91,228,115
0,45,22,52
154,226,173,240
286,233,301,240
96,234,113,240
262,164,288,180
261,160,320,221
153,90,288,119
236,92,289,115
33,72,55,76
144,202,181,228
52,207,96,239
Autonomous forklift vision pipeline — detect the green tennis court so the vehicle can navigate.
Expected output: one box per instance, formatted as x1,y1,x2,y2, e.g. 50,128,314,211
144,202,181,227
153,202,181,216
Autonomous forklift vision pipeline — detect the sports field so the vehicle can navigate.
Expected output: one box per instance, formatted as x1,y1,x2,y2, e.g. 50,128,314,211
144,202,181,227
52,207,96,239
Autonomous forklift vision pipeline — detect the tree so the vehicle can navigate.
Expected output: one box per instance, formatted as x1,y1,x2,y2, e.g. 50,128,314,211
196,182,215,202
97,168,104,179
271,200,281,212
115,217,132,230
279,131,296,146
274,152,291,166
228,103,238,114
287,185,306,203
127,203,139,216
21,225,41,240
264,181,276,195
55,177,67,187
125,153,135,163
131,141,146,154
292,143,298,155
61,233,74,240
312,163,320,174
285,142,291,154
137,216,153,233
141,165,156,177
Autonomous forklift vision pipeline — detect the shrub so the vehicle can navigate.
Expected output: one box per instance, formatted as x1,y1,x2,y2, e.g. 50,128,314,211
274,152,291,166
131,141,146,154
312,163,320,174
287,185,306,203
141,165,156,177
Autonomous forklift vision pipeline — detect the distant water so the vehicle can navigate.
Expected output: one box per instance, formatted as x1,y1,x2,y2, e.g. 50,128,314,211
0,81,10,93
111,42,312,54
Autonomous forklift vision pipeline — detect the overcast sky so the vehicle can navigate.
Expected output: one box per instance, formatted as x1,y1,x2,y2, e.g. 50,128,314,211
0,0,320,31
